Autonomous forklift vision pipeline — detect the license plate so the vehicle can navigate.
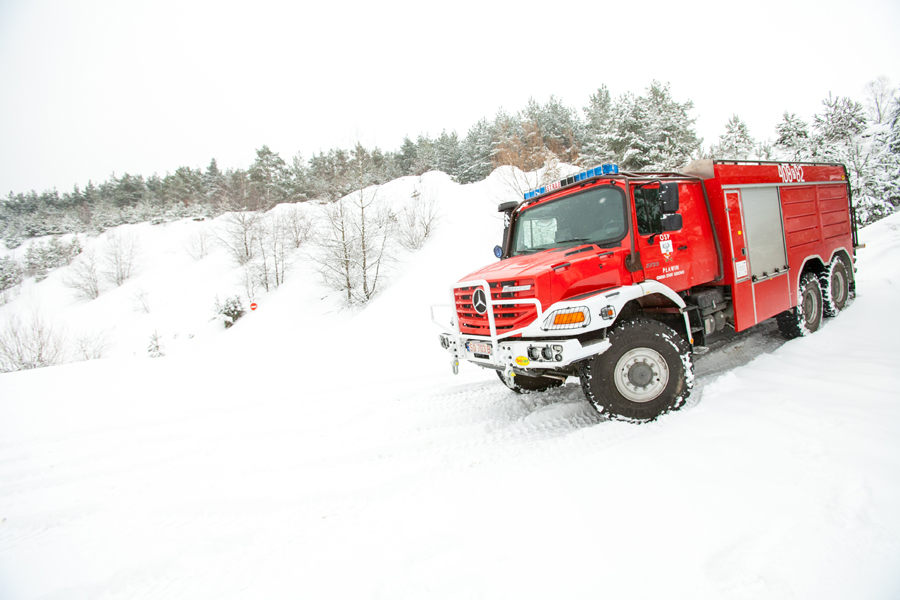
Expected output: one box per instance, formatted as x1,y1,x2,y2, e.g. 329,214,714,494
466,341,492,355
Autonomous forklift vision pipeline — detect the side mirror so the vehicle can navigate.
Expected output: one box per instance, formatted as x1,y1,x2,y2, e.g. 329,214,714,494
661,213,683,232
660,182,679,213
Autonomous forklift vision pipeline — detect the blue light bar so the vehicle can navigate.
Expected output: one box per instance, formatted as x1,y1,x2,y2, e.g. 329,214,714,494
522,164,620,200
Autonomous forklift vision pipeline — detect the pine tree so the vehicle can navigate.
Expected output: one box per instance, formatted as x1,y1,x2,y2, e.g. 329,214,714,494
249,146,290,209
398,137,418,176
774,112,812,160
605,82,700,171
712,114,756,160
203,158,226,210
810,93,892,224
458,118,495,184
434,130,461,179
812,94,867,154
582,86,615,166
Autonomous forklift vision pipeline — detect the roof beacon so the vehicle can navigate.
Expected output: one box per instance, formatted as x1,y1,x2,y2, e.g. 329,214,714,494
523,163,620,200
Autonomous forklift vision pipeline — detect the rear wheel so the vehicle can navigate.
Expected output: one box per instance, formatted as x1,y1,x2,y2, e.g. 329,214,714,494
496,370,563,394
820,257,850,317
580,318,692,422
777,272,823,339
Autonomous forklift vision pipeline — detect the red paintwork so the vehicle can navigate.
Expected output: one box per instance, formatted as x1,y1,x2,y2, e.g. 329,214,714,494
635,181,718,292
704,162,853,331
457,241,635,332
454,161,854,338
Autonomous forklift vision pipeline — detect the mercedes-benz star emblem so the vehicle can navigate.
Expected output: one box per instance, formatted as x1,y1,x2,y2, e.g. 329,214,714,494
472,289,488,315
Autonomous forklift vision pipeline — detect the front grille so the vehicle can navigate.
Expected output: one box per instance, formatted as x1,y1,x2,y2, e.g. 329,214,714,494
454,279,537,335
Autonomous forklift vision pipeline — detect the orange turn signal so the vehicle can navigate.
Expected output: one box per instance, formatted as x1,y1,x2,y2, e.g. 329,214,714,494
553,311,586,325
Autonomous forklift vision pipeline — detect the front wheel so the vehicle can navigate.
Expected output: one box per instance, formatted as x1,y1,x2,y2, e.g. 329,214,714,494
580,318,692,422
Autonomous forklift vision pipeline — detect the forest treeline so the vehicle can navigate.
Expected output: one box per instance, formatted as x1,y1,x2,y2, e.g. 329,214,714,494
2,79,898,248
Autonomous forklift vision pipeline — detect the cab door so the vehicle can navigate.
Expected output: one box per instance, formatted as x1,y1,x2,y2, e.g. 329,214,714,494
633,182,691,292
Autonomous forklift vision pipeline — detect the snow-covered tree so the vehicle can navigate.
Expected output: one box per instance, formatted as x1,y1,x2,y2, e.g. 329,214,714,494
313,146,396,306
606,81,701,170
458,118,495,184
581,85,615,166
809,93,896,224
249,146,290,208
864,76,894,125
0,256,23,304
520,95,582,164
433,130,461,179
774,112,812,160
711,114,756,160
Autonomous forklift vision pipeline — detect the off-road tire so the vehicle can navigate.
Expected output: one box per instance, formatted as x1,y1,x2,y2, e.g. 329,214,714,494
776,272,823,339
496,370,563,394
579,318,692,422
820,257,850,317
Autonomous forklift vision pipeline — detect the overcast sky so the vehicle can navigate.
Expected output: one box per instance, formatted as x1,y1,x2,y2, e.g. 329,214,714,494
1,0,898,195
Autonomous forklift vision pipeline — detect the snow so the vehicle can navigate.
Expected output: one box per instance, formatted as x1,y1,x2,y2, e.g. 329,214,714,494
1,171,900,599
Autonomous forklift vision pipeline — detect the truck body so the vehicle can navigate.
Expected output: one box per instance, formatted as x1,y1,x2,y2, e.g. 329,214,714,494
435,160,857,421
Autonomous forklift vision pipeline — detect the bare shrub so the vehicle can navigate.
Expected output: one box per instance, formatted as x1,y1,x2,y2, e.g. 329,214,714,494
218,211,261,265
254,212,291,292
314,186,395,306
63,249,101,300
186,225,216,260
397,186,440,250
282,205,314,248
238,263,259,301
73,330,111,361
104,230,139,286
133,288,151,313
0,312,67,372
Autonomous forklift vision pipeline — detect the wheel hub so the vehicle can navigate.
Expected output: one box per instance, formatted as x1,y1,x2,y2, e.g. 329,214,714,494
803,288,818,323
832,269,845,303
627,361,654,388
613,347,669,403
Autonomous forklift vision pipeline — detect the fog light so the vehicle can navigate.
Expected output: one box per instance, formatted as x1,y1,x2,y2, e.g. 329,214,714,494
439,334,450,349
528,346,541,360
541,347,553,360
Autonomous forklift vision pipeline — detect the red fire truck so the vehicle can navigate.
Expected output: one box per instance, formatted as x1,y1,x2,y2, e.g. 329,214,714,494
435,160,857,422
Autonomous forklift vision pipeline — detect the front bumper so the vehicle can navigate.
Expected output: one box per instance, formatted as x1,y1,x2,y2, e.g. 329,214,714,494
439,331,611,375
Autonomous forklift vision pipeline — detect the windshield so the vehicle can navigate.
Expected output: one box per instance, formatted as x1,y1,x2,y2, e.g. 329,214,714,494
511,185,628,255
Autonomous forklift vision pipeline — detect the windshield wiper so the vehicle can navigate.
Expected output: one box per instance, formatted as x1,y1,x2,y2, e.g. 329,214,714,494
556,237,592,246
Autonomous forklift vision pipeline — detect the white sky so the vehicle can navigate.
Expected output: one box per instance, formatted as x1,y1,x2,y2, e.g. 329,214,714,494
0,0,898,194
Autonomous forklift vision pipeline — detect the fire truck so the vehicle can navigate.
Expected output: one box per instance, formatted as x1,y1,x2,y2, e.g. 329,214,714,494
435,160,858,422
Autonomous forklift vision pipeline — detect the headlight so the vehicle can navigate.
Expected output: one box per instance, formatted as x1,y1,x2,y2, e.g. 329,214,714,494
542,306,591,330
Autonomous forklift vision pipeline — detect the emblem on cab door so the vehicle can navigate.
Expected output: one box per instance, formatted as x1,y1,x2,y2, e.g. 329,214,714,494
472,289,488,315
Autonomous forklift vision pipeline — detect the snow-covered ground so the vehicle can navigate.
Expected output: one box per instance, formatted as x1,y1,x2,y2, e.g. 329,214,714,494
1,171,899,599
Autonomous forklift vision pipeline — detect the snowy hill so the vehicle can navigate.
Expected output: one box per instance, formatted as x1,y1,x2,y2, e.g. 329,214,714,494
1,171,899,599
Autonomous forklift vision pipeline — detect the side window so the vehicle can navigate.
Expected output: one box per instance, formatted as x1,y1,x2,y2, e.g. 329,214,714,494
634,187,663,236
